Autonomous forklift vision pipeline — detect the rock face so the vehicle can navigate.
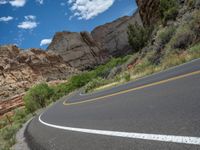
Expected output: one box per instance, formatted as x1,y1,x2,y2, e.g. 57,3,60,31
47,31,109,70
136,0,160,26
47,11,142,66
91,11,142,57
0,45,77,101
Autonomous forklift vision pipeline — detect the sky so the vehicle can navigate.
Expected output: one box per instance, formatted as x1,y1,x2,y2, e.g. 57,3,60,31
0,0,137,49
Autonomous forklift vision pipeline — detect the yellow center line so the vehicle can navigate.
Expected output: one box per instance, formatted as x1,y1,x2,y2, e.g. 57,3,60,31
63,70,200,106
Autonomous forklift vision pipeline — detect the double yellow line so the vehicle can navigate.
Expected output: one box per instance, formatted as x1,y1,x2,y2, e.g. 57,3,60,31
63,70,200,106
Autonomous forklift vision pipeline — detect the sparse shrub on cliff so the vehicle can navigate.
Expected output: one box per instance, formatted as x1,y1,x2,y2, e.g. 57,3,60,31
158,26,176,46
159,0,179,23
69,72,95,89
123,73,131,82
169,25,195,50
127,23,152,53
93,56,130,78
23,83,54,113
84,77,109,93
187,0,196,7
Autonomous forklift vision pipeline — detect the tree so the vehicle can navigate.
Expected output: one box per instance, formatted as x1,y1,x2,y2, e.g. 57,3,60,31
127,23,152,53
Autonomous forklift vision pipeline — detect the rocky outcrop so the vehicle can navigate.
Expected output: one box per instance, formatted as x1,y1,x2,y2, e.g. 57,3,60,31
47,11,142,65
47,31,109,70
136,0,160,26
0,45,77,101
91,11,142,57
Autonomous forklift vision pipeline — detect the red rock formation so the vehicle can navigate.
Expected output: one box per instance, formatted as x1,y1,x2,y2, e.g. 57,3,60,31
0,45,78,102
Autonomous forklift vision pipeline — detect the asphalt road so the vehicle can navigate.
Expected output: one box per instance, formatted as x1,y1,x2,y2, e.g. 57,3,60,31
25,59,200,150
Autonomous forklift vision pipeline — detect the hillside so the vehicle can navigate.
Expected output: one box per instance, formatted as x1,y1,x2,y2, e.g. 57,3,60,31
1,0,200,149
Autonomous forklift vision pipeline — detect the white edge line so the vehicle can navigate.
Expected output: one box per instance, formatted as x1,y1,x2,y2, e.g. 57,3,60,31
39,114,200,145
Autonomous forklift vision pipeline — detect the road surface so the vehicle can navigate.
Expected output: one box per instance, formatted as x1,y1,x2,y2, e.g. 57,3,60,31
25,59,200,150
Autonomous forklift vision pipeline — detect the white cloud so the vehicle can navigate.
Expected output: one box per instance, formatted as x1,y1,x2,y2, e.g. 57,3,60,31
25,15,36,20
17,15,38,30
18,21,37,29
0,16,13,22
9,0,26,7
68,0,115,20
0,0,7,4
60,2,65,6
36,0,43,5
40,39,52,46
0,0,26,7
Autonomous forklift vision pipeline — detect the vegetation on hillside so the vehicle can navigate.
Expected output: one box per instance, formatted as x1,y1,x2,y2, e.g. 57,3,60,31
127,23,152,53
0,108,32,150
1,1,200,150
159,0,179,23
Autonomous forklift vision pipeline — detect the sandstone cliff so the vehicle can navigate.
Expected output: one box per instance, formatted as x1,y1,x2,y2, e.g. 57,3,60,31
0,45,77,101
47,31,109,70
47,11,142,65
136,0,160,26
91,11,142,57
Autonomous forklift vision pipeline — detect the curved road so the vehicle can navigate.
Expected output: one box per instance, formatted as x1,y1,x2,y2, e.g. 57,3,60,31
26,59,200,150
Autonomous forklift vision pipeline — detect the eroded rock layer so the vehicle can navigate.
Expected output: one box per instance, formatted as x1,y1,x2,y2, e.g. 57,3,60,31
0,45,77,101
47,31,109,70
91,11,142,57
136,0,160,26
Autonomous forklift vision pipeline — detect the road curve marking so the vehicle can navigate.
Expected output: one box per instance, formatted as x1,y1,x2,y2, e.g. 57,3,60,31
39,114,200,145
63,70,200,106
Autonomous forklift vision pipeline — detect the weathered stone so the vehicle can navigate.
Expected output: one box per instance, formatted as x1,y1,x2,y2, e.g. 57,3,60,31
0,45,78,101
47,31,109,70
91,11,142,57
136,0,161,26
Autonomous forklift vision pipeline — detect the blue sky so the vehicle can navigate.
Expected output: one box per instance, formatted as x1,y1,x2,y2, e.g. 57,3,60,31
0,0,137,49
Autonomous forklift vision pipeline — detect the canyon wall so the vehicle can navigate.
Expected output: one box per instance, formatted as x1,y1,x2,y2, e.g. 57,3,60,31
0,45,77,101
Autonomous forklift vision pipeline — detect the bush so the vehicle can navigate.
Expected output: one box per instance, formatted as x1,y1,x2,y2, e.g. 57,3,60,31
160,0,179,23
1,125,19,141
191,10,200,40
170,25,195,49
158,26,176,45
187,0,196,7
93,56,130,78
173,32,195,49
124,73,131,82
84,77,109,93
23,83,54,113
69,72,95,89
127,23,152,53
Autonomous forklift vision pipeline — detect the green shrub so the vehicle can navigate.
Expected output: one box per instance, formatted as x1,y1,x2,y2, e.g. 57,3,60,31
169,25,195,49
189,42,200,52
191,10,200,40
158,26,176,45
124,73,131,82
69,72,95,89
1,125,19,141
187,0,196,7
84,77,109,92
93,56,130,78
23,83,54,113
127,23,152,53
160,0,179,23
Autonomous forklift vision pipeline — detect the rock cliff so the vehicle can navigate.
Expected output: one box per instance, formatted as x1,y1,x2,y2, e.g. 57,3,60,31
47,31,109,70
47,11,142,65
91,11,142,57
0,45,77,101
136,0,160,26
